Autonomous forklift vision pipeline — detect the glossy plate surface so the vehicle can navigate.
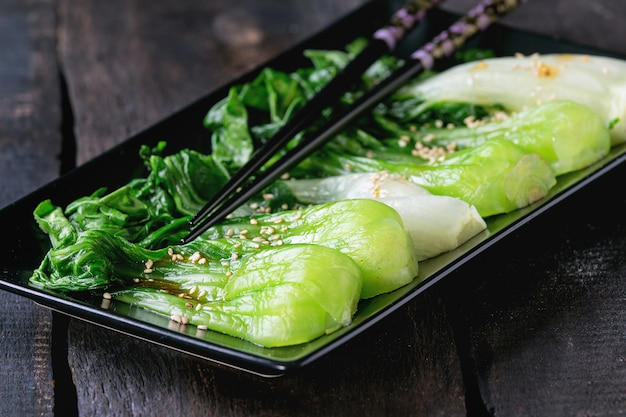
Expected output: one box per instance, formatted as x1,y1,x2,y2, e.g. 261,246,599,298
1,1,625,376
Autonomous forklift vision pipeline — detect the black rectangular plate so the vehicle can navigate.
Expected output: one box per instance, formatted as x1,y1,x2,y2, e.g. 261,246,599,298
1,0,625,377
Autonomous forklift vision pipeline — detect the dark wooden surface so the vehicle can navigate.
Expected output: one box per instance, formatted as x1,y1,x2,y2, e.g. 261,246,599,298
1,0,625,416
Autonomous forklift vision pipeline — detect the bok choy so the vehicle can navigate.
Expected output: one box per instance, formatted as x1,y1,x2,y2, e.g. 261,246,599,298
395,53,626,145
280,172,486,260
29,42,621,348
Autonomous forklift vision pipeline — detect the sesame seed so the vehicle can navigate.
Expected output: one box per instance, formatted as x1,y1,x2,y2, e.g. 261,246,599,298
143,268,153,274
197,290,207,299
197,324,208,331
221,261,230,267
195,304,203,311
181,316,189,325
189,285,199,295
198,258,207,265
250,218,259,225
103,292,112,300
167,248,174,256
145,259,154,269
226,271,233,277
263,193,275,200
185,302,194,309
170,313,182,323
225,228,234,237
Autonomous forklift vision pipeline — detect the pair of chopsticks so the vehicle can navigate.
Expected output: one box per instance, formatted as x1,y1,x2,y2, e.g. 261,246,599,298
183,0,524,243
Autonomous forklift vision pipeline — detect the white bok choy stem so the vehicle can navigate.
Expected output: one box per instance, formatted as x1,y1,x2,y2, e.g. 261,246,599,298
397,53,626,145
282,172,487,261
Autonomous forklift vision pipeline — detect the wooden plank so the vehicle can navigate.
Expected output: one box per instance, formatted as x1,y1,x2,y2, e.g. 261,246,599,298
57,0,467,415
57,0,367,165
441,0,626,55
0,0,60,416
439,167,626,415
437,1,626,414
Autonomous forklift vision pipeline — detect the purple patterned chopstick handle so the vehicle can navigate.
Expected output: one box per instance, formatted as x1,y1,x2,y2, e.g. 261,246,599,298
373,0,445,51
411,0,525,70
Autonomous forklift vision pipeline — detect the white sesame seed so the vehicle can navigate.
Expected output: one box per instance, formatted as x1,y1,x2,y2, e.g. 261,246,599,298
103,292,112,300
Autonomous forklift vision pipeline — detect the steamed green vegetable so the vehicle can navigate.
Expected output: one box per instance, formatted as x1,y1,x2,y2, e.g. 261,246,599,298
114,244,362,347
298,138,557,217
281,172,486,260
380,100,611,176
29,44,621,348
204,199,418,299
396,53,626,145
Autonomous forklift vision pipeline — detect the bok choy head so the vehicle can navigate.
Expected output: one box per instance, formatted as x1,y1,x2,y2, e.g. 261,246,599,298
204,199,418,299
396,53,626,145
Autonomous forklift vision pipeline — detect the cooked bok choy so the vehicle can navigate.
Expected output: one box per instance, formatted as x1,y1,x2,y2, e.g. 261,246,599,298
281,172,487,260
396,53,626,145
412,100,611,176
114,244,362,347
204,199,418,299
29,42,623,349
302,138,557,217
30,198,415,345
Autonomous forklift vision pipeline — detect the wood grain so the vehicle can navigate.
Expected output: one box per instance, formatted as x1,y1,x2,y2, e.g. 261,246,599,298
0,0,58,415
57,0,366,165
441,0,626,55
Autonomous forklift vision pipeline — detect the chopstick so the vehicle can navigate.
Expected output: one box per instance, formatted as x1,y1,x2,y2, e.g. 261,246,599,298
185,1,443,229
183,0,523,243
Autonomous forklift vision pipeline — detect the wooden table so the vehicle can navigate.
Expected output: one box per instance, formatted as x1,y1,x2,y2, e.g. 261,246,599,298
1,0,625,415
